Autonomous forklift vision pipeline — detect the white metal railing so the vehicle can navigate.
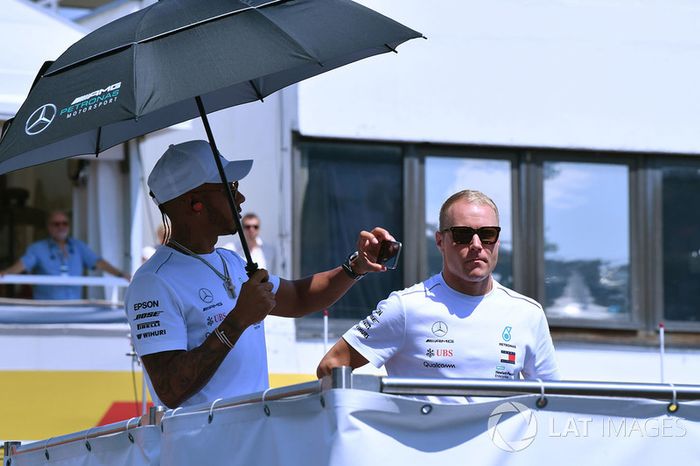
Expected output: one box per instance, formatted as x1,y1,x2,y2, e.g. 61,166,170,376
0,274,129,303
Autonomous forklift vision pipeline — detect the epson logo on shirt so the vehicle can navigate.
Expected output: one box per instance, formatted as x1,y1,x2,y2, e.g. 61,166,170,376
133,300,160,311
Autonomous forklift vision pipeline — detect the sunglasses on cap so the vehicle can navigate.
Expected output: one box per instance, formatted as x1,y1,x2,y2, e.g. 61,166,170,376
442,226,501,245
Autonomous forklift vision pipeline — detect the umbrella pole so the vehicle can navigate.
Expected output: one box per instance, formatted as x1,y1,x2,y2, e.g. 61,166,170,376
195,96,258,275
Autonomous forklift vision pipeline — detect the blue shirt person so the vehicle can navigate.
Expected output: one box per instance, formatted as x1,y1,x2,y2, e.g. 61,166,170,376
1,211,129,300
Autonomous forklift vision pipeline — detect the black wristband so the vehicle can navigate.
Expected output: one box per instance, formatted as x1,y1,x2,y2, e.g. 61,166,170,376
341,251,366,281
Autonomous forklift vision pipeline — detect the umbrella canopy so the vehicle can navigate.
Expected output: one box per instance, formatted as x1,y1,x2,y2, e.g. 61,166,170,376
0,0,422,174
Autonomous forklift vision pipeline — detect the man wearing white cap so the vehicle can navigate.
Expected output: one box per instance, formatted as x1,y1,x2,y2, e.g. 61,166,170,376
126,140,394,408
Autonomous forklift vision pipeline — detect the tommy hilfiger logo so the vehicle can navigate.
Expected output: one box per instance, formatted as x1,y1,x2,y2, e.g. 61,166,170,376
500,350,516,365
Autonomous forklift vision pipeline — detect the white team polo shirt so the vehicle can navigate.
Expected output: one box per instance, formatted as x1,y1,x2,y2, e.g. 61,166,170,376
344,273,560,389
126,246,280,408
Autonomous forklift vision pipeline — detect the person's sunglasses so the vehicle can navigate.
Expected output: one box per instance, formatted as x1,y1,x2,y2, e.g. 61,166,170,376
442,226,501,245
244,224,259,230
192,181,239,196
50,221,69,227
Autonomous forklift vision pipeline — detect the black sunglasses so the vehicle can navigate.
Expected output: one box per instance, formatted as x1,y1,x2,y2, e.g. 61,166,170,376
191,181,239,195
442,226,501,245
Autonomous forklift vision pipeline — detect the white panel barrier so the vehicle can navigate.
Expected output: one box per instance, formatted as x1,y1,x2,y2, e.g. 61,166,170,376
160,391,700,466
6,425,160,466
7,373,700,466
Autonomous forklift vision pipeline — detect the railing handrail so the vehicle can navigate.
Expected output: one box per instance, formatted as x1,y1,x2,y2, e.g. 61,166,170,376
6,415,146,457
377,376,700,400
0,274,129,287
173,380,324,417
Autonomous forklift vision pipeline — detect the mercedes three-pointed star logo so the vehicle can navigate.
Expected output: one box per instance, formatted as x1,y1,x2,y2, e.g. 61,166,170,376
25,104,57,136
199,288,214,303
431,321,448,337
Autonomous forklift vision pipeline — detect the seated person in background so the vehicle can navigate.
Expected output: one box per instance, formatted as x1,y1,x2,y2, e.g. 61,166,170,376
0,210,129,300
317,190,560,397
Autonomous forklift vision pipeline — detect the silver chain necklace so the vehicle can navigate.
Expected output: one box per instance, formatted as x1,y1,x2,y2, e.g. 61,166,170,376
168,239,236,298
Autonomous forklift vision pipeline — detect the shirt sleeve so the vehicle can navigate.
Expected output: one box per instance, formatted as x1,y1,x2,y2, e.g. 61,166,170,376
522,311,561,381
342,292,406,368
125,272,188,357
20,242,40,271
73,239,100,270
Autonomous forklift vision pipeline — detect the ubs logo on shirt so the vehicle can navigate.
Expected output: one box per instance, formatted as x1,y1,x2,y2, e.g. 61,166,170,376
426,348,453,358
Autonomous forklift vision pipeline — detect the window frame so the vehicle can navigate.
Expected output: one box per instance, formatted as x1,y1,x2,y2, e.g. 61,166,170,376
529,150,643,331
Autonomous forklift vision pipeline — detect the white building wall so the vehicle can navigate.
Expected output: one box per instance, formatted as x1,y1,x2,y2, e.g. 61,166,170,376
298,0,700,154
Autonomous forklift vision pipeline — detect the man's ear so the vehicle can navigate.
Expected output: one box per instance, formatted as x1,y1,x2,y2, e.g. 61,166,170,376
435,230,444,252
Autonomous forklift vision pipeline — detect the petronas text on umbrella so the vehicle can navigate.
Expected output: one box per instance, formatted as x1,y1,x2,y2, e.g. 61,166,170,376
60,82,121,118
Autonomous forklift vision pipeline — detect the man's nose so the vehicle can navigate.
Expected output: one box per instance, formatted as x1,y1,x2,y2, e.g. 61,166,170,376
468,233,483,250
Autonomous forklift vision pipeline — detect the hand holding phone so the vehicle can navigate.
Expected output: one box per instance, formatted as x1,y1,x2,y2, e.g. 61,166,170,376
376,240,402,270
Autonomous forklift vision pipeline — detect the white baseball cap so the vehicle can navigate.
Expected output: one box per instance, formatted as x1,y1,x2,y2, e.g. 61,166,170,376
148,140,253,205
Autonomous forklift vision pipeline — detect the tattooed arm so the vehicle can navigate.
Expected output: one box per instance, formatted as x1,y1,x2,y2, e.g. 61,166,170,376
141,330,240,408
142,270,275,408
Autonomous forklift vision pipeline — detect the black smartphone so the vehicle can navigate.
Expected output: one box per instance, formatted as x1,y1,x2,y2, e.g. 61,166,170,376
376,240,402,270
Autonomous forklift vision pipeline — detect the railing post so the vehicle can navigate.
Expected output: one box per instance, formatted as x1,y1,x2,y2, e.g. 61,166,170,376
330,366,353,389
148,405,166,425
3,442,21,465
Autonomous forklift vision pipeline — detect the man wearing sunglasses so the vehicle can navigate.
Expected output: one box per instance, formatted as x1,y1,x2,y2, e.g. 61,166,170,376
126,140,393,408
0,210,130,299
222,212,278,275
318,190,559,401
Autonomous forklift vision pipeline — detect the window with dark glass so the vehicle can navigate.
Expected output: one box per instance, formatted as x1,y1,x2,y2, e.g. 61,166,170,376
661,164,700,323
298,142,404,320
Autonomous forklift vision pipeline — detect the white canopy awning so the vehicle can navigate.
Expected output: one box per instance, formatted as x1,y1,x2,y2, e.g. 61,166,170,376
0,0,84,120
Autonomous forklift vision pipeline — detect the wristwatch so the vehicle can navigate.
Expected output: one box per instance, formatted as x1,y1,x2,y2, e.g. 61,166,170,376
342,251,366,281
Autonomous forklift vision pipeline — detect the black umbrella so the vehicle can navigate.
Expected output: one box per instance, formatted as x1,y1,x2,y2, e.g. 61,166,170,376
0,0,422,271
